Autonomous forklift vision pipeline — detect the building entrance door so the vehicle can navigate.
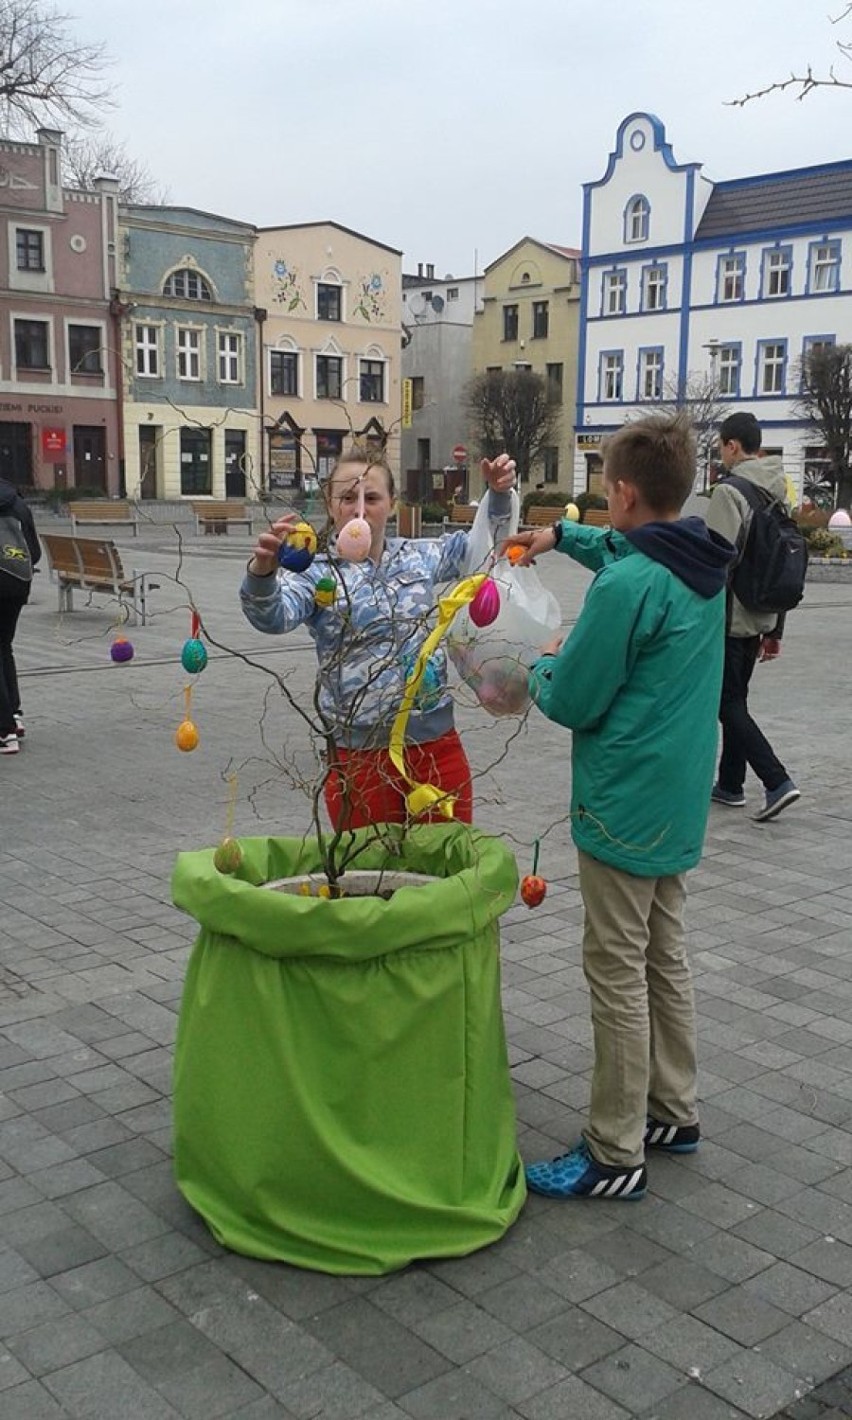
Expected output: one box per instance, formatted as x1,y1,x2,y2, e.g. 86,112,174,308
73,425,107,492
0,422,33,487
139,426,159,499
225,430,247,497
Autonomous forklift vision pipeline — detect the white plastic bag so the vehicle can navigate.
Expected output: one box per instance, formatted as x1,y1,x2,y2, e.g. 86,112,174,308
447,493,561,717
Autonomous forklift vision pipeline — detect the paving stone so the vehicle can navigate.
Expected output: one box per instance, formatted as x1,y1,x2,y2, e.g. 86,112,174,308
579,1341,685,1409
44,1348,183,1418
6,1310,105,1374
702,1350,812,1419
696,1286,793,1346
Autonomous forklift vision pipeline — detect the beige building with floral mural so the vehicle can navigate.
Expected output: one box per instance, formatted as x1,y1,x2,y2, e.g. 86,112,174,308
254,222,402,493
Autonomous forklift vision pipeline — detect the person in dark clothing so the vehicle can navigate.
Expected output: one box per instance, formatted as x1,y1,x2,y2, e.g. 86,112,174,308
0,477,41,755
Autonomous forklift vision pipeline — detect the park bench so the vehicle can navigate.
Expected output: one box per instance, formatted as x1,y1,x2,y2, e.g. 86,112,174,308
192,500,253,535
441,504,478,532
40,533,155,625
68,500,139,536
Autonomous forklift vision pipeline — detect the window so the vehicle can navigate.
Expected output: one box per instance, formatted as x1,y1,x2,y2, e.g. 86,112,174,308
757,340,787,395
502,304,518,341
763,247,792,298
642,264,667,311
218,331,241,384
717,344,741,397
532,300,549,339
603,269,626,315
802,335,835,361
809,241,841,293
718,253,745,303
600,351,624,402
542,447,559,484
317,283,342,321
411,375,425,410
163,268,212,300
14,318,49,369
135,324,160,377
270,350,298,396
316,354,342,399
16,229,44,272
177,327,201,380
638,348,663,401
625,195,650,243
446,287,459,301
69,325,102,374
546,362,563,403
359,358,384,402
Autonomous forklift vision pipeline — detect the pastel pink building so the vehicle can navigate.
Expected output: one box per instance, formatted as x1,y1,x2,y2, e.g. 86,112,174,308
0,129,122,493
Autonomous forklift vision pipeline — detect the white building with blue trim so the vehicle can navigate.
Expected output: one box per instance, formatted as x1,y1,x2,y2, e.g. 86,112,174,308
575,112,852,497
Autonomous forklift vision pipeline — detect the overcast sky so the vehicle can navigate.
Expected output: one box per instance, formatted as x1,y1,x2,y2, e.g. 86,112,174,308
67,0,852,277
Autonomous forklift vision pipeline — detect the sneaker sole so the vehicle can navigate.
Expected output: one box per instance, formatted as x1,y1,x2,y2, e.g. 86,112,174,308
711,798,746,808
646,1140,699,1154
753,789,800,823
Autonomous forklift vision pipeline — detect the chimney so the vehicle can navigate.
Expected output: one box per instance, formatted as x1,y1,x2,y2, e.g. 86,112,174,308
426,263,435,280
417,262,423,278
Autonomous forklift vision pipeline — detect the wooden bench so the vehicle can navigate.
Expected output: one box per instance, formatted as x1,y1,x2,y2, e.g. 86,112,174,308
523,504,611,530
441,504,478,532
581,509,611,528
40,533,156,625
192,500,253,535
68,500,139,536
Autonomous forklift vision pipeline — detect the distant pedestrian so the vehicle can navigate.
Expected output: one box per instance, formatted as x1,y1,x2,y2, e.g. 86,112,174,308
0,476,41,755
705,412,800,822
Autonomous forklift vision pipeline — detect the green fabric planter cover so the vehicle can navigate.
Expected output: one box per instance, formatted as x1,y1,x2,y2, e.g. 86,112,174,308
171,824,526,1275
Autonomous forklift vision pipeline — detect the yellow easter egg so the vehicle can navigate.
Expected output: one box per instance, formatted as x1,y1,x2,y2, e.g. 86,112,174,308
175,719,199,752
564,502,580,522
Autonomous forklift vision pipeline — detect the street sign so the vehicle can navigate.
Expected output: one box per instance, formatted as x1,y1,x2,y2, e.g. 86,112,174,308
402,379,413,428
452,444,467,464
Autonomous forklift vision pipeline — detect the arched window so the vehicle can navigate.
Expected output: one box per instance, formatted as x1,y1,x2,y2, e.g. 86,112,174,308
625,195,650,244
163,268,213,300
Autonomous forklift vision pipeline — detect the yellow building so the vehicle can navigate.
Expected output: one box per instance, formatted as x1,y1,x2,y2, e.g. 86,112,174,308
254,222,402,492
470,238,580,491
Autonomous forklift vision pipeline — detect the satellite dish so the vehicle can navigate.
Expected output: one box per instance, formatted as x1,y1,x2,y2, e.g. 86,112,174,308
431,295,445,312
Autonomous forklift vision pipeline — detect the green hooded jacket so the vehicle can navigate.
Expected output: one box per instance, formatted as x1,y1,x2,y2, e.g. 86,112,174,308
529,518,735,878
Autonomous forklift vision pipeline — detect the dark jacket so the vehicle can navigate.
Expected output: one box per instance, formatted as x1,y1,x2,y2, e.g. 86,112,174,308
0,478,41,600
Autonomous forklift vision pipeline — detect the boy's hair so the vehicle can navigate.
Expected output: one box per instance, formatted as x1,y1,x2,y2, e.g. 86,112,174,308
327,446,396,499
719,412,761,454
602,414,696,513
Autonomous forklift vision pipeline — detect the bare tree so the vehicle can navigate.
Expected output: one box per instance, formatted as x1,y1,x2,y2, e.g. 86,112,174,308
658,372,730,490
63,132,164,203
465,370,560,483
0,0,112,133
730,3,852,104
796,344,852,510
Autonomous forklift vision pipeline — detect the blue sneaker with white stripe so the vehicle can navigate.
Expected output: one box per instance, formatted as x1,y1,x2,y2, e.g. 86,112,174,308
525,1141,646,1200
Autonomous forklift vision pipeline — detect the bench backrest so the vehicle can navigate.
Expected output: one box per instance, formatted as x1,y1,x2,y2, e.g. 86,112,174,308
40,533,126,585
524,505,562,527
67,501,132,520
447,504,477,525
41,533,81,579
582,508,611,527
192,501,247,518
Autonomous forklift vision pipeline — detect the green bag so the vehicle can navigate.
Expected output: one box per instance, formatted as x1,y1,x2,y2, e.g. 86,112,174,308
171,824,526,1275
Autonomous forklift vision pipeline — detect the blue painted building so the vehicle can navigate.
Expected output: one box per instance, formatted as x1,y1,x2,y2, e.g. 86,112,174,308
118,205,259,499
575,113,852,496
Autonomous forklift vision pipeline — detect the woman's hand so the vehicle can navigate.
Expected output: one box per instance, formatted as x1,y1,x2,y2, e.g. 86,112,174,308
539,634,564,657
248,514,301,576
481,453,517,493
499,527,556,565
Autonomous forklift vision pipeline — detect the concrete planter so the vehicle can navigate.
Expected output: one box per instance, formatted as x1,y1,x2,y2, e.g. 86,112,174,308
806,558,852,584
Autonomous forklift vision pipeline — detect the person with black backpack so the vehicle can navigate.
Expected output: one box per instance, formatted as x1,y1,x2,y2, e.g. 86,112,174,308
0,476,41,756
705,412,802,822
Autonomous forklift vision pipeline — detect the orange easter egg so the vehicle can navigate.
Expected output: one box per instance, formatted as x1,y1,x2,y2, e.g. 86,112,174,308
175,719,199,752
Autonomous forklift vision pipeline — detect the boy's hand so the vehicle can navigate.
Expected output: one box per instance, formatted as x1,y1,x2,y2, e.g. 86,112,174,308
758,635,781,662
481,454,517,492
248,513,301,576
539,634,564,657
499,527,556,565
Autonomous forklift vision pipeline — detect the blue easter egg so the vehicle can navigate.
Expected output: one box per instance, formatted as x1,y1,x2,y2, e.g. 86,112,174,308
278,543,314,572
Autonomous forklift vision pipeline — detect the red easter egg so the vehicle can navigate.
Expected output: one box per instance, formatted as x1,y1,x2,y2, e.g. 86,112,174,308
520,874,547,908
469,577,500,627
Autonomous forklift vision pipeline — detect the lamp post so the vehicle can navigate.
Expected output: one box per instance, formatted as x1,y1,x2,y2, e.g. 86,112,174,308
702,339,722,491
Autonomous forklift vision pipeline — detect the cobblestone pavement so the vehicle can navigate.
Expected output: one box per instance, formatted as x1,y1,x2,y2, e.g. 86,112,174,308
0,515,851,1419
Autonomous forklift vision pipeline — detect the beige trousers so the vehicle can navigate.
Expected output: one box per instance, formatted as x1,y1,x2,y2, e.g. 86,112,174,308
578,849,698,1169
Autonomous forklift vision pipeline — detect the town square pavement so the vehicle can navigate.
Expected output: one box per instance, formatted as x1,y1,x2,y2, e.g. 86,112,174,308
0,509,851,1420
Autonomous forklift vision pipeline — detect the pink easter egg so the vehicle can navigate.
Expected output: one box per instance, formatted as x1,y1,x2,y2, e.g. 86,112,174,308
469,577,500,627
337,517,371,561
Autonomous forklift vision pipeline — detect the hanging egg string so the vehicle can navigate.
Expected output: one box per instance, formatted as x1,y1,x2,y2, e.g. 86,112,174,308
175,683,200,752
109,604,134,663
520,838,548,908
213,772,243,874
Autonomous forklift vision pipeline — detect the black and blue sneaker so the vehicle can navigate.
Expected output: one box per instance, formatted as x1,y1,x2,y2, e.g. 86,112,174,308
525,1141,646,1200
644,1119,700,1153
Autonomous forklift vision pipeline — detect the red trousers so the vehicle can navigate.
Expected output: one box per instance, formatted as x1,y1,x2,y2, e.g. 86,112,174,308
324,729,473,830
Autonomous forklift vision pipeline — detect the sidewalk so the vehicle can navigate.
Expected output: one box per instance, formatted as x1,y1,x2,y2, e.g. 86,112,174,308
0,523,851,1420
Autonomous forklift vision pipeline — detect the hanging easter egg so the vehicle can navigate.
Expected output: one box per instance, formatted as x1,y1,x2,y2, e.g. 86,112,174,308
314,575,336,608
520,874,547,908
277,520,317,571
175,719,199,752
505,545,526,566
402,652,442,711
336,517,371,562
181,637,208,674
110,637,134,663
564,502,580,522
213,836,243,874
469,576,501,627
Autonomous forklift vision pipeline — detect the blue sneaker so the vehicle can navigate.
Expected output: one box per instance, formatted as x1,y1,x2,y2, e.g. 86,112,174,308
711,783,746,807
525,1141,646,1200
644,1118,700,1153
753,779,800,823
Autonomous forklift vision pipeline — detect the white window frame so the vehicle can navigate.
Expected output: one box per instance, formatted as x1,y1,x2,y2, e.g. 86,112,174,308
625,195,650,243
637,348,663,401
757,340,786,395
135,323,162,378
11,311,53,371
643,265,666,311
7,221,53,294
176,326,202,381
163,267,213,300
217,330,242,385
315,352,344,400
269,345,300,398
358,355,386,404
718,254,745,303
717,344,741,397
763,248,792,298
600,351,624,402
603,270,626,316
810,242,841,294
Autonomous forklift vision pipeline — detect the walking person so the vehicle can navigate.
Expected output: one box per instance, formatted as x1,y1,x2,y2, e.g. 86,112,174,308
505,414,735,1199
0,476,41,755
706,412,800,822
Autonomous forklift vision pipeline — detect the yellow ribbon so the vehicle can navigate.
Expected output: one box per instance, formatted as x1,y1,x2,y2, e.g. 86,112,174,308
388,574,486,819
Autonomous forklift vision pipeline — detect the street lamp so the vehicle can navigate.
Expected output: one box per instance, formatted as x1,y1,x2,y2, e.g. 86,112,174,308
702,339,722,491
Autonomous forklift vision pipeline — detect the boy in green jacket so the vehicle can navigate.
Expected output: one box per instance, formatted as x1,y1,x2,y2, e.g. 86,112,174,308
508,414,735,1200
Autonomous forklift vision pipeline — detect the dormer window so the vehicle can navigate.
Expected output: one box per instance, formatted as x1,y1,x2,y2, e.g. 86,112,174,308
625,195,650,244
163,268,212,300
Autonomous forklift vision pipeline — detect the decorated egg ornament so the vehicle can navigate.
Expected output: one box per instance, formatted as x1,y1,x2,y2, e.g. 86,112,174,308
336,478,372,562
520,874,548,908
564,502,580,522
469,576,500,627
181,637,208,674
314,575,336,608
278,521,317,572
110,636,134,663
213,836,243,873
175,719,199,752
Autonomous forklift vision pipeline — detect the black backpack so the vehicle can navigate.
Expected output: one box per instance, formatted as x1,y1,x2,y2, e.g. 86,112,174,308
0,511,33,584
722,474,808,614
